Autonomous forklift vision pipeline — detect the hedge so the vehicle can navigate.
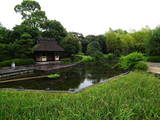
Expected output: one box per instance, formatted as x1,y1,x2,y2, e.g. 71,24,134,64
147,56,160,62
0,58,35,67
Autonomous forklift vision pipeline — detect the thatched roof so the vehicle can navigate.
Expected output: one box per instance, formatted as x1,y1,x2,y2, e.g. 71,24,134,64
34,38,64,52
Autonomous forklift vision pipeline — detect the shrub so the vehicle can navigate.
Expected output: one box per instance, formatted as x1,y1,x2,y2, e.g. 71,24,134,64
134,61,148,71
0,58,35,67
48,74,60,78
147,56,160,62
92,51,104,60
61,58,72,64
104,53,114,61
78,55,94,63
60,36,80,56
87,41,101,56
146,27,160,56
119,52,146,70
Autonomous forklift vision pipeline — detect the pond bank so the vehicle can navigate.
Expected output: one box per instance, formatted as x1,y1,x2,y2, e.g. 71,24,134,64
0,63,79,80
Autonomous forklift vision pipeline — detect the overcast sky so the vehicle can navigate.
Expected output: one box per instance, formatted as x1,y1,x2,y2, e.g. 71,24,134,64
0,0,160,35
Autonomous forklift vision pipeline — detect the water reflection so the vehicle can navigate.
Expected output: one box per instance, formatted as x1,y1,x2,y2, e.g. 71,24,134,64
0,65,122,91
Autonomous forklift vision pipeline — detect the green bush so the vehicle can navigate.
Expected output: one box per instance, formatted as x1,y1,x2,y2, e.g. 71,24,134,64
61,58,72,64
87,41,101,56
104,53,114,60
0,58,35,67
134,61,148,71
48,74,60,78
147,56,160,62
92,51,104,60
119,52,146,70
78,55,94,63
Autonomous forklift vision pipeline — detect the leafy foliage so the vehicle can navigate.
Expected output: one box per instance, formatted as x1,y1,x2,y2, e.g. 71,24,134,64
75,55,94,63
61,36,80,56
0,58,34,67
14,0,41,19
105,29,123,55
147,27,160,56
147,56,160,62
87,41,101,56
104,53,115,61
12,24,40,41
119,52,146,70
48,74,60,78
14,33,34,58
134,61,148,71
61,58,72,64
15,0,47,29
41,20,67,42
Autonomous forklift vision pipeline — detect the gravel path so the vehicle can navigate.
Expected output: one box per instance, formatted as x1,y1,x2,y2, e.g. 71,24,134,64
148,62,160,74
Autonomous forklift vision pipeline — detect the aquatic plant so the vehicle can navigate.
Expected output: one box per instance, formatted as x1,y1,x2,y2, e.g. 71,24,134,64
47,74,60,78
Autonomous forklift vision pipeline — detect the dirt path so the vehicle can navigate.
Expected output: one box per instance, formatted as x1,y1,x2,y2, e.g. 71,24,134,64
148,62,160,74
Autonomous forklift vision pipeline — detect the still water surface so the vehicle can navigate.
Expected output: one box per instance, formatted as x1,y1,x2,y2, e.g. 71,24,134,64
0,65,122,91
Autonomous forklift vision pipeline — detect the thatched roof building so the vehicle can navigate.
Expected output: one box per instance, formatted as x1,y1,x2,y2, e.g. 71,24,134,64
34,38,64,62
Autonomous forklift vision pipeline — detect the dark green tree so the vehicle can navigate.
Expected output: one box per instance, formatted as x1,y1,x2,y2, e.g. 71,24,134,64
147,27,160,56
0,24,13,43
41,20,67,42
61,36,80,56
14,0,41,19
82,35,97,54
11,24,40,42
14,33,34,58
96,35,107,53
68,32,84,41
87,41,101,56
14,0,47,29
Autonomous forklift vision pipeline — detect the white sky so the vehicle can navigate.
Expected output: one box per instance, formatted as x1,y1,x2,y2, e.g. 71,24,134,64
0,0,160,35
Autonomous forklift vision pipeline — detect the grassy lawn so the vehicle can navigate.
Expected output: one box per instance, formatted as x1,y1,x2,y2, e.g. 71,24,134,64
0,71,160,120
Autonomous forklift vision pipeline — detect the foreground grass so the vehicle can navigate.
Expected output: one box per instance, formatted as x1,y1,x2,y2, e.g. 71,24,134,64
0,71,160,120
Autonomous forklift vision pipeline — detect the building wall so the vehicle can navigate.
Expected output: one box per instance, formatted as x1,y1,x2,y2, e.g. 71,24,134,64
35,51,63,62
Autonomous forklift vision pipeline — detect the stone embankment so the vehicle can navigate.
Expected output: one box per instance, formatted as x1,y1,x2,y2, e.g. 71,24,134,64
0,63,79,80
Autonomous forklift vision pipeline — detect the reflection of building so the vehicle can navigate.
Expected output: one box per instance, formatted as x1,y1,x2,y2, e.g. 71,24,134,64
34,38,64,62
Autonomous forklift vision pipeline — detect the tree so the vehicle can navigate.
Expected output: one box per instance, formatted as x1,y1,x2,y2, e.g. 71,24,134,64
131,27,152,53
0,44,11,61
87,41,101,56
11,24,40,42
96,35,107,53
147,27,160,56
41,20,67,42
68,32,84,41
61,36,80,56
68,32,84,53
81,35,96,54
14,0,41,20
22,11,47,29
14,33,34,58
0,24,13,43
119,33,135,54
105,29,123,55
14,0,47,29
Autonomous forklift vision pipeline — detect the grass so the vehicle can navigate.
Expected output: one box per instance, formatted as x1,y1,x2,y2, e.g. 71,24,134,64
0,71,160,120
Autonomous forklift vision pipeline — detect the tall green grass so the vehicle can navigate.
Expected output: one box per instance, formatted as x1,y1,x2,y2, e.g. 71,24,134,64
0,71,160,120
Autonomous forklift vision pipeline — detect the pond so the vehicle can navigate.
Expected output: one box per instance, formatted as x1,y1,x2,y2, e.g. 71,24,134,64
0,65,123,92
